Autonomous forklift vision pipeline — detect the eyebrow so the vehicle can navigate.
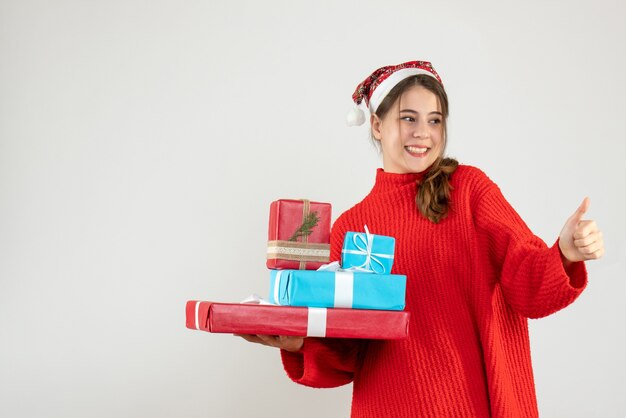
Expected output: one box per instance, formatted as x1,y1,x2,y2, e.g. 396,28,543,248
399,109,443,116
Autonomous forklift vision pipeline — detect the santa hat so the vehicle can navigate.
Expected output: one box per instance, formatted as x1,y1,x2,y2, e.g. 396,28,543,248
346,60,442,126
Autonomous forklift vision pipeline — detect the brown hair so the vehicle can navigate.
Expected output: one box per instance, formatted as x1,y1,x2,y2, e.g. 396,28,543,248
373,75,458,224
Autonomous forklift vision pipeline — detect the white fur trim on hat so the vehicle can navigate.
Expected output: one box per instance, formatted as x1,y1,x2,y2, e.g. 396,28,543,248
368,68,438,113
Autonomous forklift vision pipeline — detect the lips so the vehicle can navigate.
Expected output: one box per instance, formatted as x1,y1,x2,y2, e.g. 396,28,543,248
405,145,429,157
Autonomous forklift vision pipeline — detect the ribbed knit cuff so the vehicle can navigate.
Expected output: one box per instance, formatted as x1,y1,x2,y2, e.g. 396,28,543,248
280,337,309,381
279,338,358,388
280,346,305,381
553,238,587,290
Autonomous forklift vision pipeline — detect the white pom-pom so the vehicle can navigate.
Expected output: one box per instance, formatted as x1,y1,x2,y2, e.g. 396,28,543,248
346,107,366,126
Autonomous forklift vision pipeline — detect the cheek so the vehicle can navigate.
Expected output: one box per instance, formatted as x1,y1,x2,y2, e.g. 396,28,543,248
428,139,444,160
399,124,413,137
433,129,444,149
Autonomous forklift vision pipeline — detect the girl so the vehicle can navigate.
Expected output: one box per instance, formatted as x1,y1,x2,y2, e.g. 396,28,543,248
240,61,604,417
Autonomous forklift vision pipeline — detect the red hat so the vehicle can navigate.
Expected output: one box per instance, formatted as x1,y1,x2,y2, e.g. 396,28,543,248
347,61,442,126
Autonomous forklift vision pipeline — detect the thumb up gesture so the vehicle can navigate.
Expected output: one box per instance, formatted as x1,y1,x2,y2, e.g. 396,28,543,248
559,197,604,263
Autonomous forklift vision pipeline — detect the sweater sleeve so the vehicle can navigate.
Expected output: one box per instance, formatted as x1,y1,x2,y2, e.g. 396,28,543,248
280,337,364,388
471,171,587,319
280,210,366,388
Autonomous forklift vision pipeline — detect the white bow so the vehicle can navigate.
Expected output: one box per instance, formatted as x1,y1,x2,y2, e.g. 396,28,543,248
342,225,393,274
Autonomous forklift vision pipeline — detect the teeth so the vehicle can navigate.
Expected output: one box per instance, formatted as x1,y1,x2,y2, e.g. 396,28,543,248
405,146,428,154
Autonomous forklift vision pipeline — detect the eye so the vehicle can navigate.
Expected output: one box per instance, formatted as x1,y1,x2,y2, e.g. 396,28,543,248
429,118,442,125
400,116,415,122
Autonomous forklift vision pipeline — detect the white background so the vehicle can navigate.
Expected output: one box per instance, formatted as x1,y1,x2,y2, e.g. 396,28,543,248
1,1,625,417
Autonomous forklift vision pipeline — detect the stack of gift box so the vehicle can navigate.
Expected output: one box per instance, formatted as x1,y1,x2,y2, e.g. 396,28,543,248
186,199,410,340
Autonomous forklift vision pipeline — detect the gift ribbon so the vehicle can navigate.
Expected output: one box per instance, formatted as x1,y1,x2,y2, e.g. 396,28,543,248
334,271,354,308
266,241,330,262
273,270,284,306
299,199,310,270
273,270,354,309
307,307,327,337
341,225,393,274
195,301,201,330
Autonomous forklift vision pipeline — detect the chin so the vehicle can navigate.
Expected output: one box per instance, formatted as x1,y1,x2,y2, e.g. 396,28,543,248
408,164,431,174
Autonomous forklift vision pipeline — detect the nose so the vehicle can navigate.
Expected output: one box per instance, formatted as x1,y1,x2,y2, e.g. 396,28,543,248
413,123,429,139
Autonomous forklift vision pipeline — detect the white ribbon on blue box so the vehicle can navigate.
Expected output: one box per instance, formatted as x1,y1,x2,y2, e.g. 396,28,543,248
341,225,396,274
269,269,406,311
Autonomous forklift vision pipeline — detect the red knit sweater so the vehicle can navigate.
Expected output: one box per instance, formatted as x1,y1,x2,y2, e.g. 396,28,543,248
281,166,587,418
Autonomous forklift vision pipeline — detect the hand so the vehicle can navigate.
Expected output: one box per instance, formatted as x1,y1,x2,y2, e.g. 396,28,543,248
559,197,605,263
236,334,304,352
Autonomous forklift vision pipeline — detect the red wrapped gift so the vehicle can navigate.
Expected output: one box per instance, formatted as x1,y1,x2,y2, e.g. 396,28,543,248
186,300,410,339
266,199,331,270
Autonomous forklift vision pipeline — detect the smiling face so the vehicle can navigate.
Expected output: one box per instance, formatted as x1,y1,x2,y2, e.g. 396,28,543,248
371,85,445,174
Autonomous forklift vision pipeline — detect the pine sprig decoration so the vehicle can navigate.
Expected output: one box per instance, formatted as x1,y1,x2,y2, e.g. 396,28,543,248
288,211,320,241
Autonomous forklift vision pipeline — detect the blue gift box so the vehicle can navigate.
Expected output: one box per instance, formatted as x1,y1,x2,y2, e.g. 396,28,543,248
341,228,396,274
268,269,406,311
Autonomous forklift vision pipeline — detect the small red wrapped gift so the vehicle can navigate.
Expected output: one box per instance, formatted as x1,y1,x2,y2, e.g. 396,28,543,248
266,199,331,270
186,300,410,339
